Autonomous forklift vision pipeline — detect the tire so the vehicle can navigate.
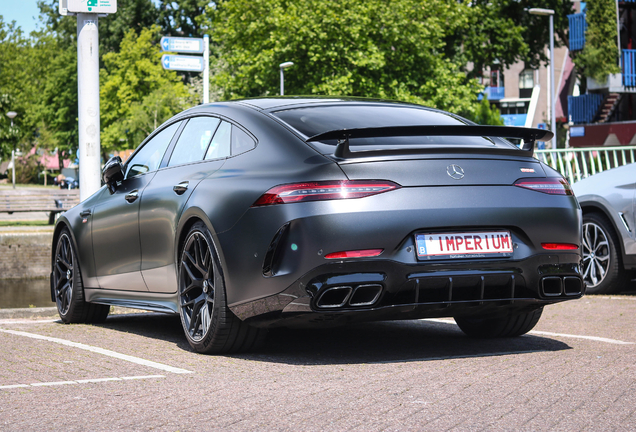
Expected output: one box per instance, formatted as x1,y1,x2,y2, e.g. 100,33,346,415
178,221,267,354
52,229,110,324
582,213,628,295
454,307,543,338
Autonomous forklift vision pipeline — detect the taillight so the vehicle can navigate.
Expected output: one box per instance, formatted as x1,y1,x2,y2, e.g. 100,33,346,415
514,178,573,195
252,180,400,207
324,249,384,259
542,243,579,250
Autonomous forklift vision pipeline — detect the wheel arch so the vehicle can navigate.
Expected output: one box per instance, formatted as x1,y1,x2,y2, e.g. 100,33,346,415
580,203,631,268
175,206,229,284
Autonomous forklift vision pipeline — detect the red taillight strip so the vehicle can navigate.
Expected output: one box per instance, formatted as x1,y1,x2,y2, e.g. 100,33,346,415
542,243,579,250
514,177,573,195
324,249,384,259
252,180,400,207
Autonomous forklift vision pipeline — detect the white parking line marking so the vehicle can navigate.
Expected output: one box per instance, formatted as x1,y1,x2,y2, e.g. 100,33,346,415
30,381,77,387
528,330,634,345
0,319,59,325
0,375,165,390
0,329,193,374
421,318,635,345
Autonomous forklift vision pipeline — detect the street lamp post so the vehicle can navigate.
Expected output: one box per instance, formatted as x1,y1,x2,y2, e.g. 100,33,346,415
280,61,294,96
529,8,556,149
6,111,17,189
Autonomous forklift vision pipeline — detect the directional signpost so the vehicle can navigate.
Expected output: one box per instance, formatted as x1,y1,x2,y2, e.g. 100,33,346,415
161,35,210,103
161,55,205,72
160,37,204,54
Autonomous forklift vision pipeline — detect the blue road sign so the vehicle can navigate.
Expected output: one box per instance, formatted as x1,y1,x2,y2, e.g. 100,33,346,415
161,54,205,72
160,37,204,54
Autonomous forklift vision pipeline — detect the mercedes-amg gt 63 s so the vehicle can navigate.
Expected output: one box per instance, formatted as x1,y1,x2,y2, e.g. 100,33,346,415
51,98,584,353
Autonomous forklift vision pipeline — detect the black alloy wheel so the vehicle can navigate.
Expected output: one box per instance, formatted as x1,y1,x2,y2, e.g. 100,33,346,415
179,227,217,343
53,229,109,323
178,221,266,354
582,213,627,294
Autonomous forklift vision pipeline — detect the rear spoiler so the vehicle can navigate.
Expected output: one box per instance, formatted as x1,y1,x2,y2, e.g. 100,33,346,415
306,125,553,159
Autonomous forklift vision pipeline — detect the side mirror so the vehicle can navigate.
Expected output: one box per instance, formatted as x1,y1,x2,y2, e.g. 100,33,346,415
102,156,124,194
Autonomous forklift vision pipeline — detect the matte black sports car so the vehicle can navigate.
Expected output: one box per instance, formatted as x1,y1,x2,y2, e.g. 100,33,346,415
51,97,584,353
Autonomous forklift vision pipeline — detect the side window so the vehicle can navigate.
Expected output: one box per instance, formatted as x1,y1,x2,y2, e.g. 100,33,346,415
168,117,221,167
205,121,231,160
124,121,181,179
231,126,256,155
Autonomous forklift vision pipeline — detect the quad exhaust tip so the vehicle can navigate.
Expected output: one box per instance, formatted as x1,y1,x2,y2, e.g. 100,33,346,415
315,284,383,309
541,276,582,297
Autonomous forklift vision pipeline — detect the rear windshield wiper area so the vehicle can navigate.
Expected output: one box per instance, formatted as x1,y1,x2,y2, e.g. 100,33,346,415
306,125,553,159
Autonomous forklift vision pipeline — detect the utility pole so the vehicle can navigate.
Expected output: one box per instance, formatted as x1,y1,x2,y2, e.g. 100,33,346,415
60,0,117,201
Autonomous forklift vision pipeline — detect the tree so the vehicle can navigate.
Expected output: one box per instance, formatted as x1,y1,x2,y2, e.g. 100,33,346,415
158,0,210,37
208,0,494,119
573,0,621,82
468,0,574,70
100,26,194,154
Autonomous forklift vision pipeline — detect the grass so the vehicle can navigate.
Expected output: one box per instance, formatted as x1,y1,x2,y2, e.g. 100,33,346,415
0,220,51,227
0,183,58,189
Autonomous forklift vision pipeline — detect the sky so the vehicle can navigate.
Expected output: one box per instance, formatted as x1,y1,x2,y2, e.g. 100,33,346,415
0,0,43,35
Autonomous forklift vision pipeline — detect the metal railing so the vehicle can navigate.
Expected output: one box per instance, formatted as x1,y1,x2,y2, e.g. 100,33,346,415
567,93,603,124
568,13,586,51
535,146,636,184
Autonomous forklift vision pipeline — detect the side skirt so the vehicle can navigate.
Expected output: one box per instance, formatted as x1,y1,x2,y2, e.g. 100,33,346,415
84,288,179,314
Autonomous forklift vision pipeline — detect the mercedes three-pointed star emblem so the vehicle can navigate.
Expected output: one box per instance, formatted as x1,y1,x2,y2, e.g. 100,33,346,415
447,164,465,180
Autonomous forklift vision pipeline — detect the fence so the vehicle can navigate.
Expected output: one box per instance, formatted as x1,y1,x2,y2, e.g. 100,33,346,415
567,93,603,124
567,13,586,51
535,146,636,184
624,49,636,87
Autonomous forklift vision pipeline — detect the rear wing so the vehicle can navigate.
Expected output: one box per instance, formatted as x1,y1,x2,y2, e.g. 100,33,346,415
306,125,553,159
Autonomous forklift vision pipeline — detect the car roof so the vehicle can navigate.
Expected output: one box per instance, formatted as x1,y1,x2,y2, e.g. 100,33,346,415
215,96,448,114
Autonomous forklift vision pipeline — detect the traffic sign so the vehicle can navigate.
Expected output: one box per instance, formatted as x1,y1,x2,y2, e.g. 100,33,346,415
161,54,205,72
160,37,204,54
60,0,117,15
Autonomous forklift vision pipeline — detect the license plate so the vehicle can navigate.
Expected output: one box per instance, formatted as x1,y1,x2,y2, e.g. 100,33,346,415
415,231,513,260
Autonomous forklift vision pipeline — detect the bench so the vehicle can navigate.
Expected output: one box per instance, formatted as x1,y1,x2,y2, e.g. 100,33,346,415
0,189,81,224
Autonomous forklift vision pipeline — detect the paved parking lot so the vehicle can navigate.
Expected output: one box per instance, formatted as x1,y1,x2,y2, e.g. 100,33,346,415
1,295,635,431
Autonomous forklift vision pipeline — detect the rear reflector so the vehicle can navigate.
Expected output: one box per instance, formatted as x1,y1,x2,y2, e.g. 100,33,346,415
514,178,573,195
324,249,384,259
252,180,400,207
542,243,579,250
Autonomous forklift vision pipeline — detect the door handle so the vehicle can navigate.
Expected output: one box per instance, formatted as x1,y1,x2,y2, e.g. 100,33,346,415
125,190,139,203
173,181,189,195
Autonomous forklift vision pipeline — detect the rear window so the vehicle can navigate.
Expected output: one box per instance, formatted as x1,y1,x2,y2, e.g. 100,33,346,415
272,105,515,152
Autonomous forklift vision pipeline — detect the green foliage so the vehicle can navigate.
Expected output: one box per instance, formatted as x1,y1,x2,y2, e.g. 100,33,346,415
158,0,210,37
210,0,485,119
15,152,41,184
100,26,193,153
574,0,621,82
449,0,529,76
473,97,505,126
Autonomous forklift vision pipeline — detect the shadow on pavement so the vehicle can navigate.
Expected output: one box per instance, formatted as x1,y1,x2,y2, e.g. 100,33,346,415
90,312,571,365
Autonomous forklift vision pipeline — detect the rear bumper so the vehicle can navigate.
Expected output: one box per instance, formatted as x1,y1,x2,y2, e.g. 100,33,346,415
229,253,583,328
